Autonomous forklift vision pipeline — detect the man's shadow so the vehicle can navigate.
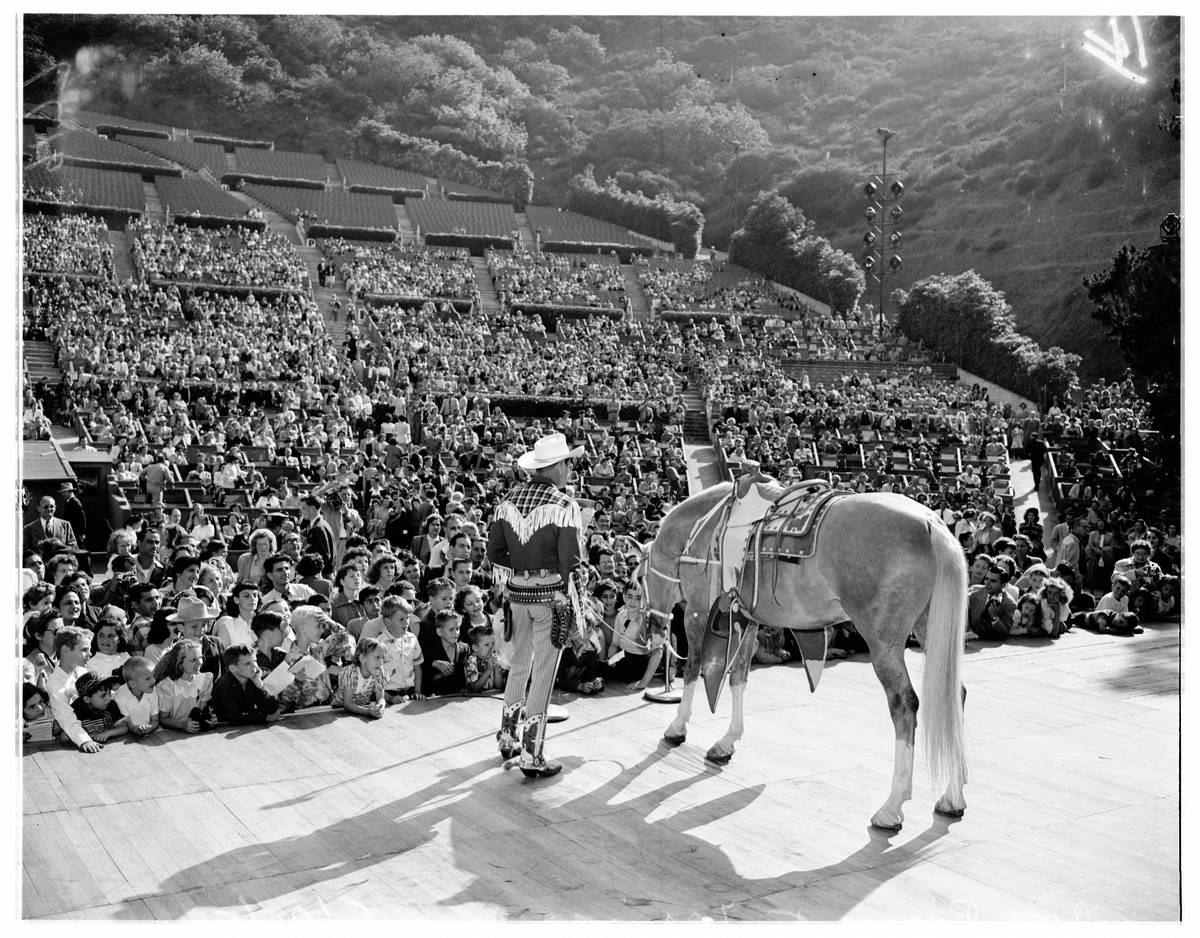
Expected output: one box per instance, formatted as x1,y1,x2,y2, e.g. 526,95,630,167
119,746,961,920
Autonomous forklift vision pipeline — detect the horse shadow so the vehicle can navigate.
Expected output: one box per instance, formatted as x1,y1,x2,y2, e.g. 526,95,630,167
119,745,961,920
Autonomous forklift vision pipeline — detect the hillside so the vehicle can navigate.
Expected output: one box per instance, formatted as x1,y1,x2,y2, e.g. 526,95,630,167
23,14,1180,379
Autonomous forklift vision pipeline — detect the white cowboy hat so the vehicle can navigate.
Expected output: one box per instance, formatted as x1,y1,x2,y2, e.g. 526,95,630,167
517,432,583,471
167,594,220,623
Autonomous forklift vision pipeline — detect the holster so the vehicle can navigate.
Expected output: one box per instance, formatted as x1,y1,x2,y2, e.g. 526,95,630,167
550,603,572,650
503,600,513,643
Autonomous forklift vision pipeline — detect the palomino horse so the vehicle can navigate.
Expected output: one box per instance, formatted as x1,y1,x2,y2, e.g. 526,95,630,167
640,481,968,831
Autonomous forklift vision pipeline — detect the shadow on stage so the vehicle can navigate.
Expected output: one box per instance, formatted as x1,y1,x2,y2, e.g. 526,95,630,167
121,744,963,920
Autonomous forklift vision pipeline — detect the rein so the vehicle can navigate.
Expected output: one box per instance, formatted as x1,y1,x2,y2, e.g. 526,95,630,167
631,550,687,662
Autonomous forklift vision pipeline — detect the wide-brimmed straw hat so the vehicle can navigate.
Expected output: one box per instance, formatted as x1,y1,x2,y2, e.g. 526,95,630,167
517,433,583,471
167,594,220,623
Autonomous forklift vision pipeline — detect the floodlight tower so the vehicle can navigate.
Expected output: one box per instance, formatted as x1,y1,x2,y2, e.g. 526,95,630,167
861,128,905,330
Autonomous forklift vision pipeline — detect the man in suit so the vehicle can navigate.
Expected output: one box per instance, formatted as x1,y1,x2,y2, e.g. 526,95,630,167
57,482,88,550
24,493,78,554
300,494,336,577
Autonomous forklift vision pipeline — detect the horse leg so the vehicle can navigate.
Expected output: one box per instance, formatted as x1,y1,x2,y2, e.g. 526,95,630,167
664,606,705,745
705,622,758,764
934,684,968,817
869,644,919,832
705,681,745,764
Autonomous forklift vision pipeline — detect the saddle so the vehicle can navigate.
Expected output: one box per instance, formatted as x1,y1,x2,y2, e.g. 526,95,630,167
687,476,848,711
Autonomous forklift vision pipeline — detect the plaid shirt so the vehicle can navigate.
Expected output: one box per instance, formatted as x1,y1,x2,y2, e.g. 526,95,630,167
487,480,583,581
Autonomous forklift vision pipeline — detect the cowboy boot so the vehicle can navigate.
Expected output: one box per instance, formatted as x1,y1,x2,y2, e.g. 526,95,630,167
497,700,523,761
517,713,561,778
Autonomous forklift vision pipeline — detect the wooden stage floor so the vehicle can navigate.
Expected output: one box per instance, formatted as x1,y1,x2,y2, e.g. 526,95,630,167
22,622,1180,921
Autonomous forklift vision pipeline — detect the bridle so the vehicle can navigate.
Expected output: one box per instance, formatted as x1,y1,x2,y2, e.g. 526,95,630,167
628,547,688,662
632,544,680,622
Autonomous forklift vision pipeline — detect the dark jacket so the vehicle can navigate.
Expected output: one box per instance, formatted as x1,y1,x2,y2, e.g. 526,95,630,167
211,672,279,725
420,635,467,696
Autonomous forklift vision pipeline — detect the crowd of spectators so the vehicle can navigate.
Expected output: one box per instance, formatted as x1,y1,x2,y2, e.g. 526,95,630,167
325,239,477,301
488,248,627,310
686,314,1178,652
23,180,87,205
24,214,114,277
636,259,809,316
129,219,308,289
20,197,1180,753
368,299,688,421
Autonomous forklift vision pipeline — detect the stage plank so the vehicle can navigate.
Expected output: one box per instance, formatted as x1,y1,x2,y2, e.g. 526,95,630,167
22,624,1180,920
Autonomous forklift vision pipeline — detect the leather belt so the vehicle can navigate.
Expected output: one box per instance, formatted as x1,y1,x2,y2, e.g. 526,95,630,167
507,583,560,605
513,568,558,578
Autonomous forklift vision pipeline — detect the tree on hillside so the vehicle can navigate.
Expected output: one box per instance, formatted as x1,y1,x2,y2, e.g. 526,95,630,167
739,191,812,245
896,270,1079,403
1084,238,1181,446
818,246,866,313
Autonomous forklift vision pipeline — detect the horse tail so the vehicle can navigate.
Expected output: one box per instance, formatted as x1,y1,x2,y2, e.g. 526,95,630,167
920,518,968,793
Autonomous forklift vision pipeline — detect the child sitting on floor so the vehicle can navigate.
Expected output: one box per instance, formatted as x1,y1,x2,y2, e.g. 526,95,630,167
212,644,282,725
87,615,131,681
463,625,505,693
423,609,467,697
22,683,48,742
70,673,129,743
752,625,792,665
1009,592,1043,637
153,639,214,734
46,625,103,753
341,636,386,719
376,599,424,702
114,657,160,738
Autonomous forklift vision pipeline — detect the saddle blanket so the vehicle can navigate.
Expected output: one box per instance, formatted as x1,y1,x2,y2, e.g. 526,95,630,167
755,485,847,562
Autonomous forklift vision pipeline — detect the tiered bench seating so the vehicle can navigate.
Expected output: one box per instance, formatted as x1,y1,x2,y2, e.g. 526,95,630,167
337,158,427,200
23,164,146,215
50,130,181,177
155,176,264,228
118,135,227,176
406,199,516,250
71,110,173,139
228,147,328,187
242,183,397,239
441,179,512,203
524,205,653,256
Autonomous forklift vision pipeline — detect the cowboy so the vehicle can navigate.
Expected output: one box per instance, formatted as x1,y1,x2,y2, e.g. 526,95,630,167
487,432,586,778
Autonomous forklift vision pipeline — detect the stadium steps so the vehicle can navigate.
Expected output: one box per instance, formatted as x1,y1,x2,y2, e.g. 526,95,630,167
224,150,238,173
23,340,64,387
141,180,164,221
108,230,137,283
325,162,341,188
514,212,538,251
469,256,500,315
682,442,725,494
619,265,652,322
424,176,440,197
294,242,350,337
226,189,304,245
395,205,418,246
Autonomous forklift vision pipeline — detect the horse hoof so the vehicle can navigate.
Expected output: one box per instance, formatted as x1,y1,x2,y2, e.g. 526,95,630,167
934,805,965,819
662,732,686,747
870,819,903,833
705,751,732,766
